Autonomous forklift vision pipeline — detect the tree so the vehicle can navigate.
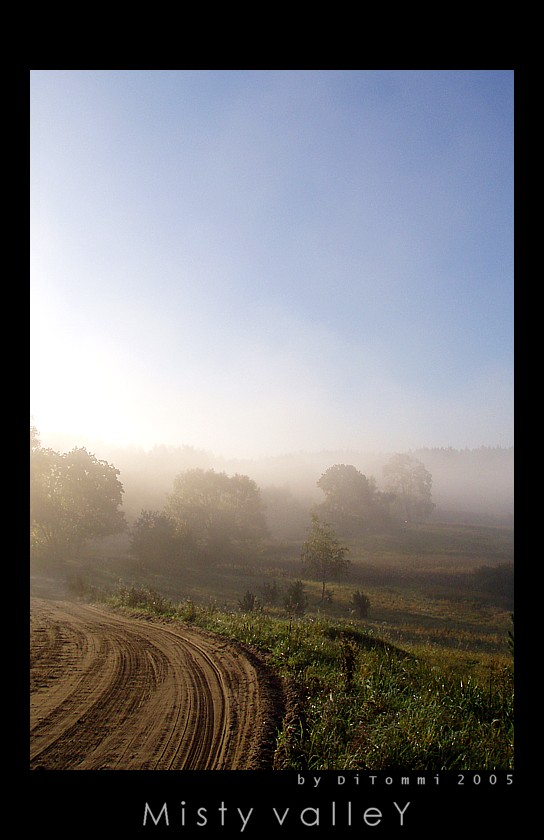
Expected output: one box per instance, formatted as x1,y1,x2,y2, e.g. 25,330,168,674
129,510,186,569
283,580,308,617
30,432,125,564
382,453,435,523
301,514,350,604
30,426,55,539
316,464,393,534
165,468,268,557
238,590,261,613
260,485,311,540
228,472,270,543
351,590,371,619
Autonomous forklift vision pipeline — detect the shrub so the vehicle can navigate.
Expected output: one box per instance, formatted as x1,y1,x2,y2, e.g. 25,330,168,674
351,589,371,618
258,580,281,605
238,590,261,613
284,580,308,616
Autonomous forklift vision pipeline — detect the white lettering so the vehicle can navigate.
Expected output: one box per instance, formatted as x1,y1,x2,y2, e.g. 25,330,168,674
301,807,319,827
238,809,253,832
363,807,382,827
394,802,411,826
143,802,168,827
273,808,290,826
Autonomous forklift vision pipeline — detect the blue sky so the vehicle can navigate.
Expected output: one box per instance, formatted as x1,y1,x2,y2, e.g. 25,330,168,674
30,69,514,458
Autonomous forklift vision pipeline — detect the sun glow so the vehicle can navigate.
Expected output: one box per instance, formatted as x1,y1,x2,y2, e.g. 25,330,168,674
30,297,133,449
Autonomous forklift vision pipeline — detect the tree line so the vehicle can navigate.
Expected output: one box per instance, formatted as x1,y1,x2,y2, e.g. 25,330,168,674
30,426,125,566
30,425,435,577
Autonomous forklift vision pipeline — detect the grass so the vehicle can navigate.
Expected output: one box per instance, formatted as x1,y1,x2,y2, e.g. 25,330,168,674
51,521,514,771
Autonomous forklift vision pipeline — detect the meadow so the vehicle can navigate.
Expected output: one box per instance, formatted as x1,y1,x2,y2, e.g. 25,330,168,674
67,521,514,771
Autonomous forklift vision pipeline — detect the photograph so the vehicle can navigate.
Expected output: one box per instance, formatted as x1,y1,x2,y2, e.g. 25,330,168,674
29,68,515,835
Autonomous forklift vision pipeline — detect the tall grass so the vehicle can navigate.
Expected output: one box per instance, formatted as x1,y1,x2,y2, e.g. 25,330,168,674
90,579,513,771
63,522,514,771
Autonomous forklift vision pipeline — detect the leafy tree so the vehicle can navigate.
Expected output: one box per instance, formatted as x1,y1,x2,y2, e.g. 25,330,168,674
30,426,55,538
129,510,186,568
382,453,435,523
228,472,270,542
30,431,125,564
301,514,350,604
30,423,41,455
165,468,268,557
316,464,394,534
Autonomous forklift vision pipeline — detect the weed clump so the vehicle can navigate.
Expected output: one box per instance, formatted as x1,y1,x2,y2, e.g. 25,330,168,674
238,590,261,613
114,582,173,614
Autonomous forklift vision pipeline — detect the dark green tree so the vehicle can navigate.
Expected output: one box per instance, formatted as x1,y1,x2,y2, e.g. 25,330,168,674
30,430,125,564
301,514,350,604
283,580,308,617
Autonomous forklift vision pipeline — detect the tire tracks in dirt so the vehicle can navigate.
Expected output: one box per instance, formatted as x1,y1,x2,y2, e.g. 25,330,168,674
30,597,283,770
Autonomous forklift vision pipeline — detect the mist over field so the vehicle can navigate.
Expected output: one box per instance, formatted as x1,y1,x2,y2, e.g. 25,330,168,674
30,70,515,790
40,429,514,534
30,427,515,775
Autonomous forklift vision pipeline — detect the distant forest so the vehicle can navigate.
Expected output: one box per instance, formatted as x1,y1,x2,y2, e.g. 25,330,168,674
91,444,513,536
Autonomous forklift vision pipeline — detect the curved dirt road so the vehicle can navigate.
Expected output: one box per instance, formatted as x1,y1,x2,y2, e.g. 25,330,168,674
30,597,282,770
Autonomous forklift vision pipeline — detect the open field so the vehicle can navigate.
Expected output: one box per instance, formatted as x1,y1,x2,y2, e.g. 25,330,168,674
30,522,514,770
65,521,514,654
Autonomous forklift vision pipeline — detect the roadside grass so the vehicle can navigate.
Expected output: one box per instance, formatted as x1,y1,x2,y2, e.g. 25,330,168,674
74,578,513,771
58,522,514,771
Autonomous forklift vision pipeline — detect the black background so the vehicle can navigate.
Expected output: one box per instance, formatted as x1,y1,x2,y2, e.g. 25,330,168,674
26,769,516,837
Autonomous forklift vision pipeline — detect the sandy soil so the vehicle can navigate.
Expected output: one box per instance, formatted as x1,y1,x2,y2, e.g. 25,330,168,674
30,597,283,770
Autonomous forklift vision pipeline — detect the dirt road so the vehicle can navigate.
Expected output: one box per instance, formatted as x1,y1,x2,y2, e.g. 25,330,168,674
30,597,282,770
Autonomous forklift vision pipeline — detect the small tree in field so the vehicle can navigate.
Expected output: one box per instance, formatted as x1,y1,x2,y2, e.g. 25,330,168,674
351,590,371,619
284,580,308,617
238,590,261,613
301,515,350,605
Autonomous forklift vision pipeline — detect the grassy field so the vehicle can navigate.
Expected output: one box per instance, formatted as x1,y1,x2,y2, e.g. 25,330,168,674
52,521,514,771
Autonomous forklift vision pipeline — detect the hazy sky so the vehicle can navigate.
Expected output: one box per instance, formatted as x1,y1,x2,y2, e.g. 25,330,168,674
30,69,514,459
